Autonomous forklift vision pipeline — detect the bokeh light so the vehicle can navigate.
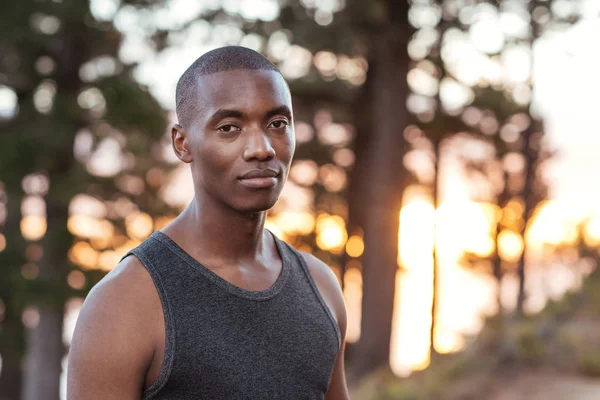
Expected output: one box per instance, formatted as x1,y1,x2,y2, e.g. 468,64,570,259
68,271,86,290
316,214,347,252
498,230,524,262
125,212,154,241
346,235,364,258
21,216,47,241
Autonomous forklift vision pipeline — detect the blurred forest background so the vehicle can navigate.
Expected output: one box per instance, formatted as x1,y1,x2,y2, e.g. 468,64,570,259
1,0,600,399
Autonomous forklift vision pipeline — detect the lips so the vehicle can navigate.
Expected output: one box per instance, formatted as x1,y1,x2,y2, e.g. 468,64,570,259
237,169,279,189
239,169,279,179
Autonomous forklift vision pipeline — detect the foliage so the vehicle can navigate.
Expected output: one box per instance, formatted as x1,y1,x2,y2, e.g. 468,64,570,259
0,0,177,397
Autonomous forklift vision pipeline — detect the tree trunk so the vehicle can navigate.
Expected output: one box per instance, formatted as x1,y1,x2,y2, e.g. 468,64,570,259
22,196,71,400
515,124,536,315
0,310,24,400
492,221,503,314
515,0,545,316
342,79,373,285
22,308,65,400
352,13,411,378
429,141,441,357
0,193,25,400
493,170,510,315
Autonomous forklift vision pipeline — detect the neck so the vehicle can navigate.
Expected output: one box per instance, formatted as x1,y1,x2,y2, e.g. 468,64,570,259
170,194,269,262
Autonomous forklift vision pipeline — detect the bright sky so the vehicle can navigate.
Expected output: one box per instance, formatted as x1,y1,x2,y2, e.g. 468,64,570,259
536,16,600,216
537,17,600,121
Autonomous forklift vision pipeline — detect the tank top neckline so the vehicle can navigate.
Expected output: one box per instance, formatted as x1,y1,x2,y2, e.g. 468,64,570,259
150,229,292,301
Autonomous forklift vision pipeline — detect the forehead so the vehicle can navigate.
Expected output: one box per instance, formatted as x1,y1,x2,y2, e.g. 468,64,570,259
196,69,291,114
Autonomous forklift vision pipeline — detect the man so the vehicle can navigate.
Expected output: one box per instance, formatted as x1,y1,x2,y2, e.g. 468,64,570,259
67,46,349,399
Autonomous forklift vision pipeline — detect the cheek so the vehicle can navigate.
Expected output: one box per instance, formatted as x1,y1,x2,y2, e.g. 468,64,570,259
289,136,296,159
278,132,295,163
194,140,236,177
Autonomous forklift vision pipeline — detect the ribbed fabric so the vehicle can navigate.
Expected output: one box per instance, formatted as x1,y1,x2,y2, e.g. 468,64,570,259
120,230,340,400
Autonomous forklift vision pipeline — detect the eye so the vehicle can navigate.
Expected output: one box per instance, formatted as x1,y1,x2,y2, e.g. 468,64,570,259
268,120,289,129
217,124,241,134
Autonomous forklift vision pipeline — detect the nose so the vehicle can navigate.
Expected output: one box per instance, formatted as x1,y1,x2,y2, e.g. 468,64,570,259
243,128,275,161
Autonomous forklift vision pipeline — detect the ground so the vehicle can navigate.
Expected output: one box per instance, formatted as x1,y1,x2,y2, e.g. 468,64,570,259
489,373,600,400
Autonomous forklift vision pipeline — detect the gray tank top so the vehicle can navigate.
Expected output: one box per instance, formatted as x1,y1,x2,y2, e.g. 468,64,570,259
121,230,341,400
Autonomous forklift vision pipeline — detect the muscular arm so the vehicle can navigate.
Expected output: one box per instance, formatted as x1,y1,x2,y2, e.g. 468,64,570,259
301,252,350,400
67,256,161,400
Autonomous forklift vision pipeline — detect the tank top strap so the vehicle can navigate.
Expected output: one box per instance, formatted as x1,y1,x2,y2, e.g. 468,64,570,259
119,235,176,399
275,240,342,350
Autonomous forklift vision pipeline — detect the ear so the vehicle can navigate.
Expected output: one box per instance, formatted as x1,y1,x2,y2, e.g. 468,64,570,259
172,124,193,163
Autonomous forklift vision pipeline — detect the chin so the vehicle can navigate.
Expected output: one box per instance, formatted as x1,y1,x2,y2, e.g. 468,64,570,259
234,194,280,214
238,200,277,214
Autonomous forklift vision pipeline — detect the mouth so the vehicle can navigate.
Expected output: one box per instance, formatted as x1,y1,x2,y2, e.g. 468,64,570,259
237,169,279,189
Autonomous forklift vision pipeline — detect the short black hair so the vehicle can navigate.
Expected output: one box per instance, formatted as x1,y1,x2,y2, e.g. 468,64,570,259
175,46,281,129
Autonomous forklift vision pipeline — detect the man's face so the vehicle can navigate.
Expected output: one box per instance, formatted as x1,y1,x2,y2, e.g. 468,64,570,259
173,69,295,213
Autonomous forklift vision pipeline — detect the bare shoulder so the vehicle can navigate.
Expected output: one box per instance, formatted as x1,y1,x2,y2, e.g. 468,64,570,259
299,252,347,337
82,254,161,326
67,255,161,399
299,252,342,295
90,254,158,304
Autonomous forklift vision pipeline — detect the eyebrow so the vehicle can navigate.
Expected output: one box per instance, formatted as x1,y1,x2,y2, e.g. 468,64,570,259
266,105,293,121
207,109,248,126
207,106,293,126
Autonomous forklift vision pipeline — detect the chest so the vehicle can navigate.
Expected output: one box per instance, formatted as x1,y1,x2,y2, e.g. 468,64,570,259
164,295,339,398
206,261,283,292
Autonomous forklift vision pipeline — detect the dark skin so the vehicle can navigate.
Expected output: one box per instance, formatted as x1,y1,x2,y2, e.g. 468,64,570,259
67,69,349,399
